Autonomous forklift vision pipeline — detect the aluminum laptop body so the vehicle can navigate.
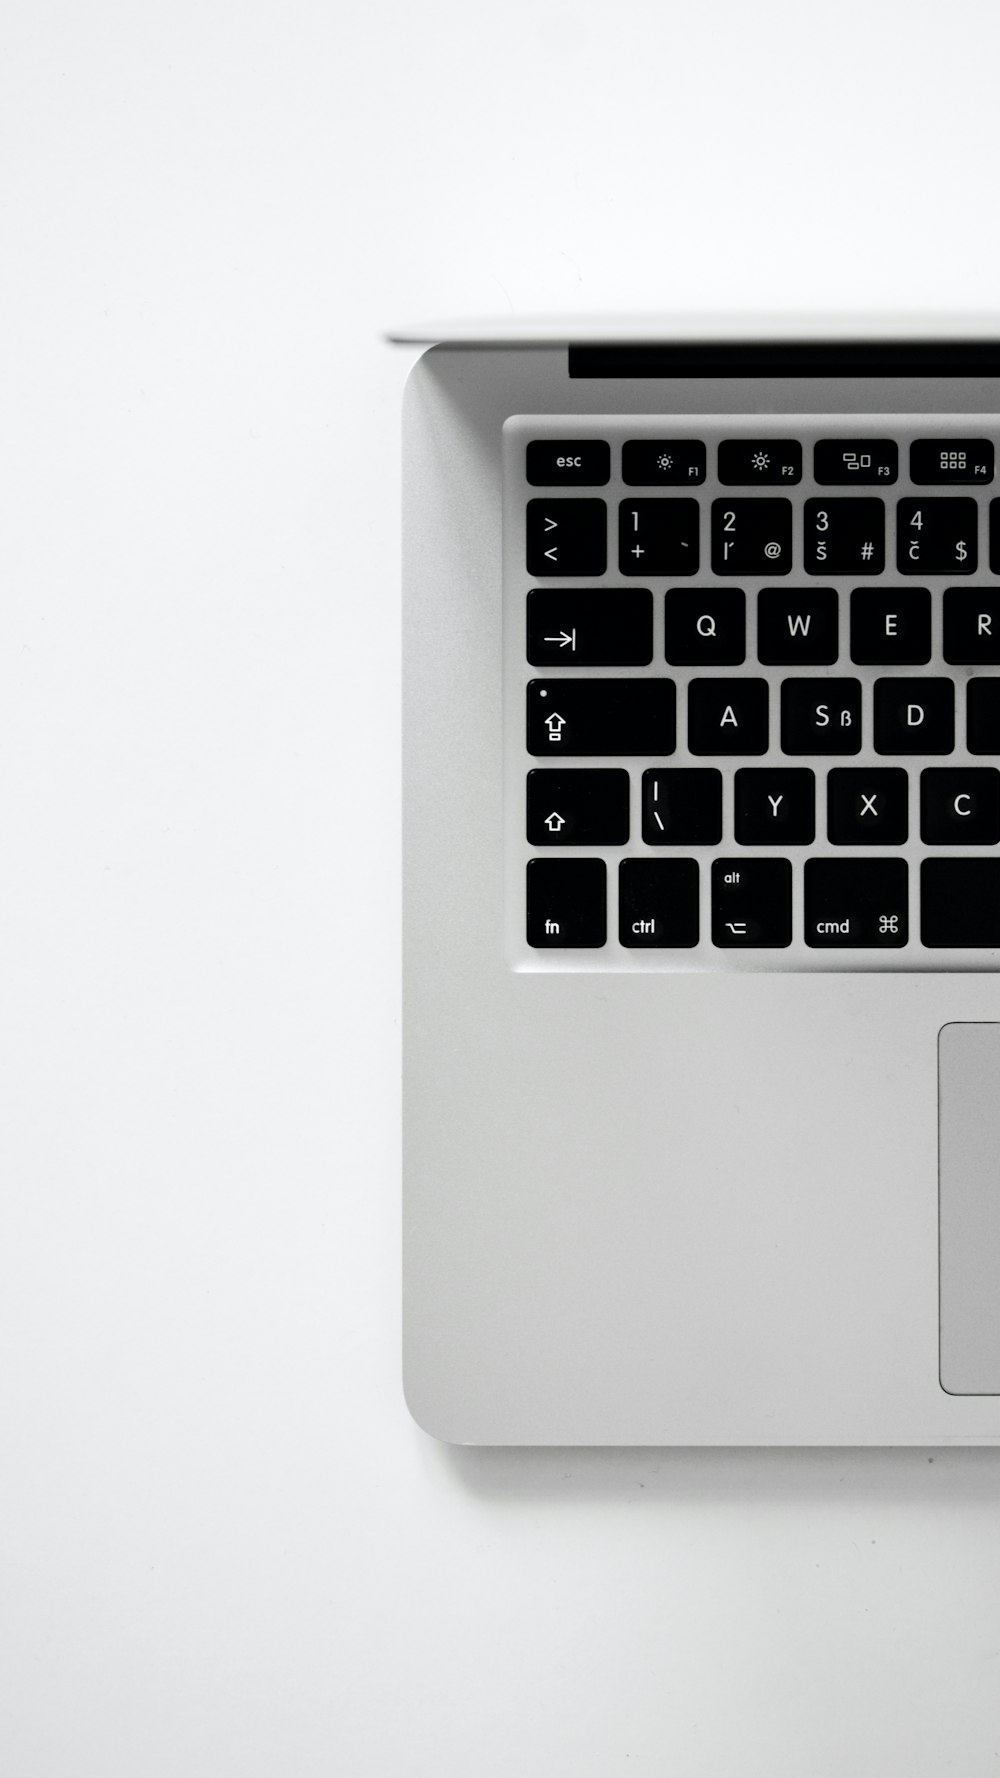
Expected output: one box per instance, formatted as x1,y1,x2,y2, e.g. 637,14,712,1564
398,316,1000,1445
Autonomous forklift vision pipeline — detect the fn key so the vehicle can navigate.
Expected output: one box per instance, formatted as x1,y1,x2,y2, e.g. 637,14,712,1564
527,859,606,948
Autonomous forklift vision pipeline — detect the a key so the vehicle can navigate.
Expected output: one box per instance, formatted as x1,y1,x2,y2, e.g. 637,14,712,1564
813,439,898,484
711,499,792,576
921,859,1000,946
909,439,994,485
804,859,908,948
641,768,723,845
757,588,838,665
968,679,1000,753
827,769,908,844
734,769,815,844
920,768,1000,844
618,859,699,947
526,498,607,576
622,440,706,486
781,679,861,755
526,679,675,756
526,589,653,666
850,588,931,665
664,589,745,665
619,499,699,576
943,589,1000,664
718,439,802,485
526,769,629,846
688,678,768,755
803,499,885,574
526,440,611,486
526,858,607,948
897,498,977,574
711,858,792,947
874,678,954,755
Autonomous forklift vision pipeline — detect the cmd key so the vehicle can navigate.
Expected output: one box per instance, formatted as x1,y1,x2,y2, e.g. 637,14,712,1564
921,859,1000,947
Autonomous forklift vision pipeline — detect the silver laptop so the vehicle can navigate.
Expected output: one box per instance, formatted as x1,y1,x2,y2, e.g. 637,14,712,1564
397,316,1000,1445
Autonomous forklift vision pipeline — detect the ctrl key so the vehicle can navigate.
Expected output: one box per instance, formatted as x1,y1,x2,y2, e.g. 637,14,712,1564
711,858,792,947
527,859,606,948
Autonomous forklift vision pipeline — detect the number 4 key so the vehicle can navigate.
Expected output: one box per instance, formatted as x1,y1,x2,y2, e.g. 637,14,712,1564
896,498,977,574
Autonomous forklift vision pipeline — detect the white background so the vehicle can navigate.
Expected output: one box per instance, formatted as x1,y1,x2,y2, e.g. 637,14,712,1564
3,1,1000,1772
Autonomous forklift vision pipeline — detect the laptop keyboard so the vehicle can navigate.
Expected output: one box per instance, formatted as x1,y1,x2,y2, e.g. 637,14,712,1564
504,416,1000,968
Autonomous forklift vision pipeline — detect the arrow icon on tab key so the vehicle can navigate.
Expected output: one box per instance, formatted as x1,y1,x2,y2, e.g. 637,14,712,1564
543,630,576,650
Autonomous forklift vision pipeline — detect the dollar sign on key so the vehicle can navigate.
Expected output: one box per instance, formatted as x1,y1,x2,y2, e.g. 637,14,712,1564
956,540,968,561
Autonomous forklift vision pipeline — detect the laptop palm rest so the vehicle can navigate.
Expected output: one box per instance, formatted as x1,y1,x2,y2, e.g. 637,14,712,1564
940,1022,1000,1393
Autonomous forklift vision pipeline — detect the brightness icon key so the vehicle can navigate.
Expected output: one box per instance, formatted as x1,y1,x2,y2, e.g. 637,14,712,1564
718,439,802,484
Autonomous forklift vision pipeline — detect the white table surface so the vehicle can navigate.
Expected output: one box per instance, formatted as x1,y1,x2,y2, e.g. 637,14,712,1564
3,1,1000,1772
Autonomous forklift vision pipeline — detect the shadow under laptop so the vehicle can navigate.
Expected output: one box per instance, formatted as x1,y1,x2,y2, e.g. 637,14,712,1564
431,1440,1000,1505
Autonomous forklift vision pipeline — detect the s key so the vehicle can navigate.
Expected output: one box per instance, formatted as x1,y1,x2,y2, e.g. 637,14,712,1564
781,679,862,755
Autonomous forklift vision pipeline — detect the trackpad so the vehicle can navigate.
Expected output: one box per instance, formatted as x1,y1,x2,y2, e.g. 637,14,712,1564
940,1023,1000,1394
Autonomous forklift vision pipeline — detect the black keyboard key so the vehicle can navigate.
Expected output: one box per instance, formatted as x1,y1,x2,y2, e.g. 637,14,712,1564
711,499,792,576
990,500,1000,573
688,678,768,755
968,679,1000,753
803,498,884,574
897,498,977,574
619,499,699,576
527,859,606,948
827,769,908,844
527,679,675,756
850,588,931,664
804,859,908,948
734,769,815,844
622,440,706,486
943,588,1000,664
526,589,653,666
664,589,745,665
920,768,1000,844
619,859,699,947
718,439,802,485
814,439,898,484
922,859,1000,947
527,769,629,845
874,678,954,755
711,858,792,947
526,440,611,486
909,439,993,485
642,768,722,845
758,588,838,665
781,679,861,755
527,499,607,576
